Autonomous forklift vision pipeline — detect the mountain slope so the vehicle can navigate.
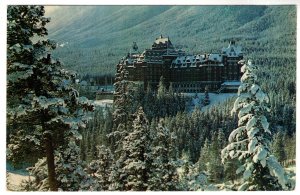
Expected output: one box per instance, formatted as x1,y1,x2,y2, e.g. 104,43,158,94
45,5,296,76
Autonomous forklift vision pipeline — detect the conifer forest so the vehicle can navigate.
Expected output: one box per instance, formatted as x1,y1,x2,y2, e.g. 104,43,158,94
6,5,296,191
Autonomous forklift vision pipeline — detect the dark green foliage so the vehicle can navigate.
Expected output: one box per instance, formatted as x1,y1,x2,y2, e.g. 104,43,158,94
197,130,226,183
7,129,43,167
284,133,296,161
86,145,114,190
148,119,179,191
109,107,151,191
207,131,224,182
127,78,186,121
165,99,237,163
80,106,113,162
223,159,240,183
272,132,287,163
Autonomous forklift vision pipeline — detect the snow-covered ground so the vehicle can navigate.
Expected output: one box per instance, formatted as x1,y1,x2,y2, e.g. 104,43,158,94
6,162,31,191
93,99,113,107
6,172,31,191
285,165,296,173
285,165,296,188
92,93,236,111
6,164,296,191
184,93,237,112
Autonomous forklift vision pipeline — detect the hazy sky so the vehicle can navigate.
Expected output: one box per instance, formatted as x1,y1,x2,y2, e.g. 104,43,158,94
44,6,61,16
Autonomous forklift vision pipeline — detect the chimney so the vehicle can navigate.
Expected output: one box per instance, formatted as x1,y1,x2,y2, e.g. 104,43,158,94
46,54,51,64
229,40,236,45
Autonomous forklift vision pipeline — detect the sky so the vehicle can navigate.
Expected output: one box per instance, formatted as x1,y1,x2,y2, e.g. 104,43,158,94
44,6,61,15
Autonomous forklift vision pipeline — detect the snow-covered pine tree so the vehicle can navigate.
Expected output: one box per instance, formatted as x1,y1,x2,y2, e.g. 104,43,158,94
197,138,210,172
110,61,133,152
23,138,94,191
109,107,150,191
7,128,42,166
178,153,215,191
148,119,179,191
86,145,114,190
55,137,93,191
7,6,93,191
22,158,49,191
221,60,288,190
177,153,193,190
217,128,226,149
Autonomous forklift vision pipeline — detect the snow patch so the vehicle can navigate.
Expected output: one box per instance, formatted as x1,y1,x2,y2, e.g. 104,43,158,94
93,99,113,107
184,93,236,112
7,172,31,191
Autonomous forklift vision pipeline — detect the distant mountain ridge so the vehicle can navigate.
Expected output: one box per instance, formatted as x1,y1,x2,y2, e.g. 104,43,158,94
45,5,296,75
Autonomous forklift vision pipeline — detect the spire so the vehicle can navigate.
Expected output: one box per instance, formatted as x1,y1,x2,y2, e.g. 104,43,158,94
132,41,138,51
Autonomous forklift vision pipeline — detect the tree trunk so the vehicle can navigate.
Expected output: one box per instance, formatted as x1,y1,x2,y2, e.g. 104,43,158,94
44,133,58,191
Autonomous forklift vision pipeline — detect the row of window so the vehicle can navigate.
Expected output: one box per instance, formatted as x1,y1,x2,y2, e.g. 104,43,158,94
172,83,201,88
146,51,164,56
172,84,220,93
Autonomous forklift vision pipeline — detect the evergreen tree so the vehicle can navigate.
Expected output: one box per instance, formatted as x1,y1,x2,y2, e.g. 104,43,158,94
272,132,287,164
7,6,93,191
221,60,288,190
55,138,93,191
7,128,42,167
207,132,224,182
197,138,210,172
23,139,94,191
223,159,240,184
177,153,193,190
285,133,296,161
86,145,114,190
217,128,226,149
109,107,150,191
110,61,133,151
148,119,179,191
